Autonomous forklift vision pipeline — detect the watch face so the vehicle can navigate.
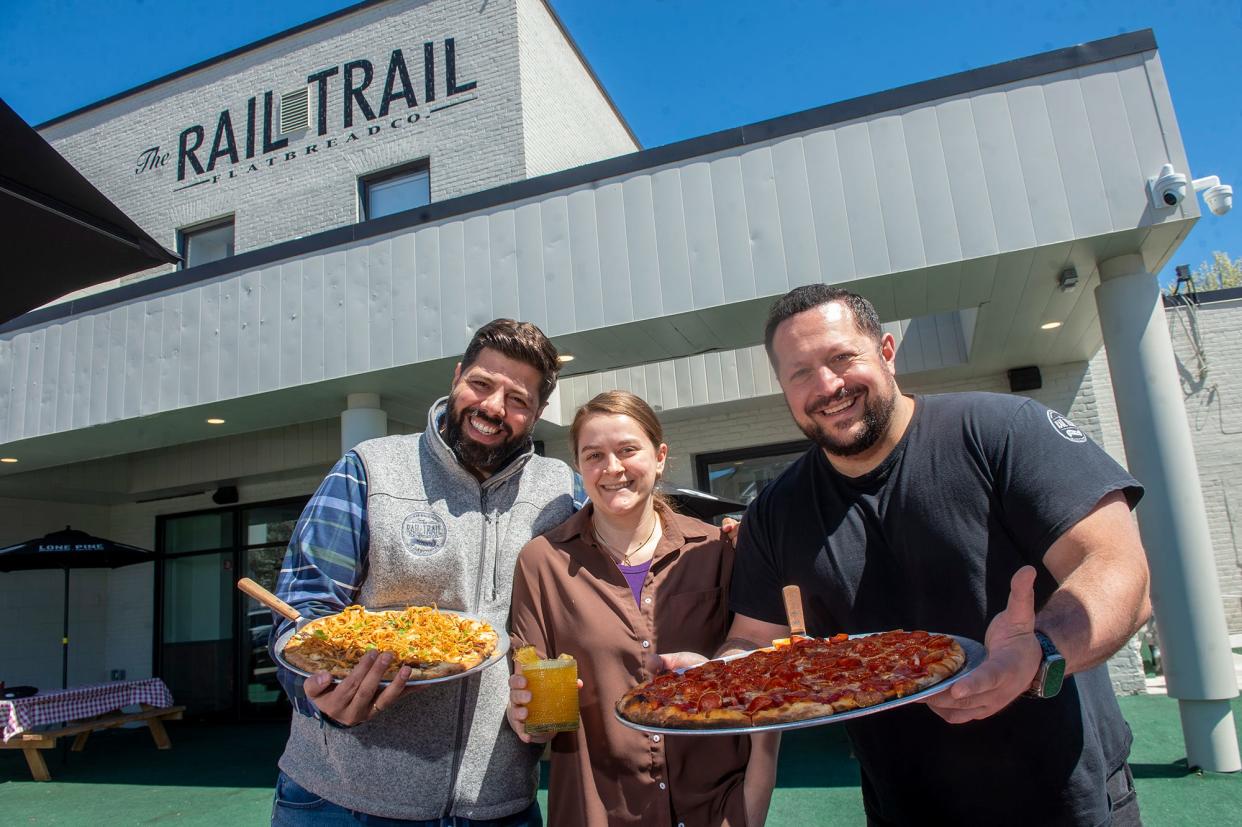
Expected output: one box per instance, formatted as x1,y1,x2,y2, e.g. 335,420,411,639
1043,656,1067,698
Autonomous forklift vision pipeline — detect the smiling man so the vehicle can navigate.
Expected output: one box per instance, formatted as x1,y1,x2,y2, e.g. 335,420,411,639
721,285,1152,826
269,319,576,826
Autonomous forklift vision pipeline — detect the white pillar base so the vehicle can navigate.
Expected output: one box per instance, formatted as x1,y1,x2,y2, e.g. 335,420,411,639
341,392,388,454
1179,699,1242,773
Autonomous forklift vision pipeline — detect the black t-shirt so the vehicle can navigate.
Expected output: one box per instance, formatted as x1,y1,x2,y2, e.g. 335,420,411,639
730,392,1143,826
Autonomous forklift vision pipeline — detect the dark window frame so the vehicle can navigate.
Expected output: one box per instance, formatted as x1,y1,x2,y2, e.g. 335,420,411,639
176,215,235,270
358,158,431,221
153,495,308,720
693,439,811,495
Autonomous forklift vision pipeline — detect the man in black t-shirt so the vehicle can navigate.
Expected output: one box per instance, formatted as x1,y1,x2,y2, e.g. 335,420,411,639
675,285,1152,825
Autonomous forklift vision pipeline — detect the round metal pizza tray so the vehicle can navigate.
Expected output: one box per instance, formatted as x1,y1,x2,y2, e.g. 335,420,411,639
614,633,985,736
272,608,511,687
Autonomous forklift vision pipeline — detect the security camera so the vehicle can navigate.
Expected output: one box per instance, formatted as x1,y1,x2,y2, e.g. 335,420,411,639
1193,175,1233,216
1148,163,1188,209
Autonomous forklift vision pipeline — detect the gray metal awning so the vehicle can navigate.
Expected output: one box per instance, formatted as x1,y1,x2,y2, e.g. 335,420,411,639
0,30,1197,473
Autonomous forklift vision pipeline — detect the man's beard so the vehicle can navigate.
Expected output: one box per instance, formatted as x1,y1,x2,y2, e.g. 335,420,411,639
442,395,531,473
796,381,897,458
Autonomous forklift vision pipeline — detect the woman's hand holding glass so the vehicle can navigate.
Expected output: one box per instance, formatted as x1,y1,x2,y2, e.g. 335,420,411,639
507,647,583,744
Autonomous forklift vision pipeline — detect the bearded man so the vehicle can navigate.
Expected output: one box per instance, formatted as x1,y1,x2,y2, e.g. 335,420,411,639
711,285,1151,825
270,319,575,826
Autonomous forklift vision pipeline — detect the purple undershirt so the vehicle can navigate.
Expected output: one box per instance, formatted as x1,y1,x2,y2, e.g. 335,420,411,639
616,560,652,606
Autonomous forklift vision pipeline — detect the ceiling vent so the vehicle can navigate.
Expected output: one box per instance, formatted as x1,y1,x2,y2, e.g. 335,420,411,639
280,87,309,134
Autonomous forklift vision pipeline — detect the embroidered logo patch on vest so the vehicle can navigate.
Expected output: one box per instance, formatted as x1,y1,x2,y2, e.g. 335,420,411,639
401,511,447,555
1047,409,1087,443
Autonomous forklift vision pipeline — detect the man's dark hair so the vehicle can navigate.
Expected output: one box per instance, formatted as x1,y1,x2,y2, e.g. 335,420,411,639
461,319,560,405
763,285,884,362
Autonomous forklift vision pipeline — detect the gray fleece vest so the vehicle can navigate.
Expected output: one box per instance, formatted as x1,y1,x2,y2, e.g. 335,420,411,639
279,398,575,820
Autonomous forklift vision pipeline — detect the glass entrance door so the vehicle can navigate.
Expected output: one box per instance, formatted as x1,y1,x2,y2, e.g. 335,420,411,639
240,504,300,718
159,511,234,718
241,545,287,717
157,498,306,720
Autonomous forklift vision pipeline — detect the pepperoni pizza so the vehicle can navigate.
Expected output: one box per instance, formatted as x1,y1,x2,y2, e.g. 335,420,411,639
616,631,966,729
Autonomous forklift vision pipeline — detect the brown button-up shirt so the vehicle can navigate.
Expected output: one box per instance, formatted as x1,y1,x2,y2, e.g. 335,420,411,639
509,503,750,827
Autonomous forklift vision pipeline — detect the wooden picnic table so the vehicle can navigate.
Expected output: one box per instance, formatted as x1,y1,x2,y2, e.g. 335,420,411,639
1,678,184,781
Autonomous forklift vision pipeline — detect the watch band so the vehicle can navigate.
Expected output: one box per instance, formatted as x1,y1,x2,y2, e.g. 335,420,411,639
1025,630,1067,699
1034,630,1059,659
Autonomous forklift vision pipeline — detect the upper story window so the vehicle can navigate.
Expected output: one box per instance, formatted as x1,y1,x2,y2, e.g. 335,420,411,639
360,161,430,221
178,217,235,269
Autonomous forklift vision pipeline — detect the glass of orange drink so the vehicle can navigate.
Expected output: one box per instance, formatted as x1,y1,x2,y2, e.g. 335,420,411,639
515,646,579,734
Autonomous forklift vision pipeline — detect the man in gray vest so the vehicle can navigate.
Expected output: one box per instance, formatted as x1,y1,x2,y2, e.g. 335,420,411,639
270,319,576,826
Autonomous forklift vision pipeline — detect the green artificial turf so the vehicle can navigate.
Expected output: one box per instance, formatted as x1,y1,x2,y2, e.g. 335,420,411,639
0,721,282,824
1,697,1238,825
1114,695,1242,825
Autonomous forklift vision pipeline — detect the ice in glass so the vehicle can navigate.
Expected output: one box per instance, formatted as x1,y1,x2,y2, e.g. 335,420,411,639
515,646,579,734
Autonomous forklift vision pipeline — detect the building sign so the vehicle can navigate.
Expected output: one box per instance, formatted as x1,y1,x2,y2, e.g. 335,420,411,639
134,38,477,192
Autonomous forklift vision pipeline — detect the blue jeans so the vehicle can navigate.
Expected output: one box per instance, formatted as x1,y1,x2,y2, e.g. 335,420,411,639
271,771,543,827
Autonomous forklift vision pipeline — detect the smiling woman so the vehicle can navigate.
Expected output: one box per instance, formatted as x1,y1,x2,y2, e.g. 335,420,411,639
506,390,780,827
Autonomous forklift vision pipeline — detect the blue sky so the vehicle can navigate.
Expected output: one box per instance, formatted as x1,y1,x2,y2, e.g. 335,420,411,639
1,0,1238,283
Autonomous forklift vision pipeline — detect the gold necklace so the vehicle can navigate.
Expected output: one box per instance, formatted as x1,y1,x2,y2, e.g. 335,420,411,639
592,514,659,566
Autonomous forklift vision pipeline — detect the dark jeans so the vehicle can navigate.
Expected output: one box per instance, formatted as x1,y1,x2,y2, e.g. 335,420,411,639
271,771,543,827
864,762,1142,826
1107,762,1142,826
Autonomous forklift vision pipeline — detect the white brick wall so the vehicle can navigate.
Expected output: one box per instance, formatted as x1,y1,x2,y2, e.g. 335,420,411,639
38,0,636,308
1161,298,1242,633
516,0,637,177
42,0,527,295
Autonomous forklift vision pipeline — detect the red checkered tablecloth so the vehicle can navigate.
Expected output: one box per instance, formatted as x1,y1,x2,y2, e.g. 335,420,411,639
1,678,174,741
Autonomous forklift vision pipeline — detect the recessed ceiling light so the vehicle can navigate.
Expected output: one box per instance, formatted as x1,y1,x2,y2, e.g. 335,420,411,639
1040,321,1062,330
206,418,226,425
558,354,575,363
0,457,17,464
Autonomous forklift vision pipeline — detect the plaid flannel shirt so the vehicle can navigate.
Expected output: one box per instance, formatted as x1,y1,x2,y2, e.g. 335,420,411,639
271,451,369,718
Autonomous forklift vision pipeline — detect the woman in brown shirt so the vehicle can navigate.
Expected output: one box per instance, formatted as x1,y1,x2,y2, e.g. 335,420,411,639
506,391,778,826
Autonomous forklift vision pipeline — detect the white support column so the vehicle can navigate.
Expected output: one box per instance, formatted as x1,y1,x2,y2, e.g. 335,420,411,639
341,393,388,455
1095,254,1241,773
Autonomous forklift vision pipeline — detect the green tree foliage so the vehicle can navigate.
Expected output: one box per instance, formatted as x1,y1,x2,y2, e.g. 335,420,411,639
1170,251,1242,294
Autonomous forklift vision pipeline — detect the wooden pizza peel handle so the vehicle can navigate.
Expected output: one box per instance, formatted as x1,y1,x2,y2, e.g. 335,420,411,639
237,577,302,623
782,585,807,636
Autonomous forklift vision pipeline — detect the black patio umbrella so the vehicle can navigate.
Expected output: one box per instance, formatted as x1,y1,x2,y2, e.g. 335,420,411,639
659,484,746,522
0,526,153,689
0,96,180,325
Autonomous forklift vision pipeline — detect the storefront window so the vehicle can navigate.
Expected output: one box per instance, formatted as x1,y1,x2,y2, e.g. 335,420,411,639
163,511,232,554
695,440,810,509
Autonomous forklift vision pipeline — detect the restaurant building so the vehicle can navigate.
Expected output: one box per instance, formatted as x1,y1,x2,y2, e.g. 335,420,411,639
0,0,1237,770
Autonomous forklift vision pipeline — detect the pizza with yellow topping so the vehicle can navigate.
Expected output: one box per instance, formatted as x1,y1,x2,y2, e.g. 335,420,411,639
281,605,500,681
